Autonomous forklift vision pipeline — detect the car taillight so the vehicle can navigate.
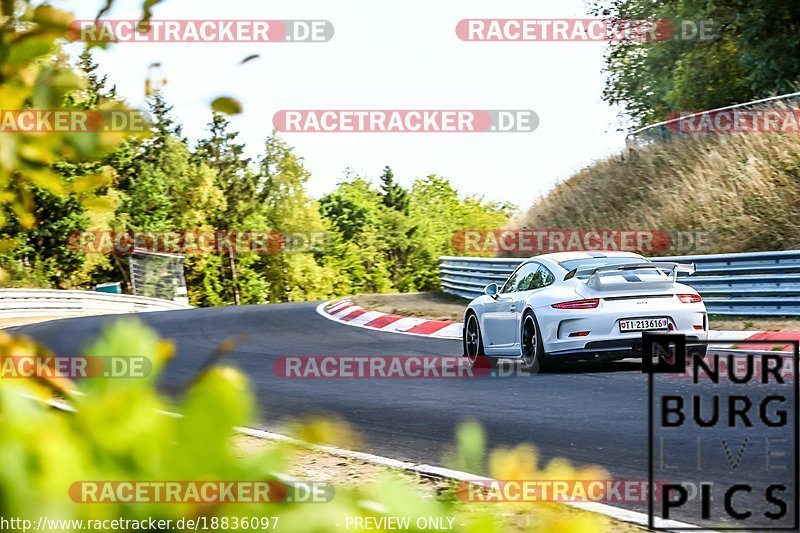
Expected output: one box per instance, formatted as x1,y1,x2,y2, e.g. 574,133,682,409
569,331,590,337
552,298,599,309
677,294,702,304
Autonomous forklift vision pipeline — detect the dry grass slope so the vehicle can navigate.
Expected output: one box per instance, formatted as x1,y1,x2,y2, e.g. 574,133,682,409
521,132,800,255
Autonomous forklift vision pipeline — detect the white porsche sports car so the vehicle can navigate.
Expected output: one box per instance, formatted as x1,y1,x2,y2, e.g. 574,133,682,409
462,251,708,372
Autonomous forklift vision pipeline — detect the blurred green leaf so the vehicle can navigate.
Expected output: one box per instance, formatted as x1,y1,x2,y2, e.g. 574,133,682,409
211,96,243,115
177,366,253,469
6,37,54,66
454,420,485,474
95,0,113,20
141,0,164,23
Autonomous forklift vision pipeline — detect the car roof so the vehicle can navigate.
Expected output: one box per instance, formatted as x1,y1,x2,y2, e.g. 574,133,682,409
525,251,646,264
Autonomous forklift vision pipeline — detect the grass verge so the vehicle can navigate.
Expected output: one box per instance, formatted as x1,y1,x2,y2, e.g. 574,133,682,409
520,131,800,255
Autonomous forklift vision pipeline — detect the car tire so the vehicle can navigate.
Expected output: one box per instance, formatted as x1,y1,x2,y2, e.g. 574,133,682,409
463,313,497,369
520,310,547,374
688,344,708,359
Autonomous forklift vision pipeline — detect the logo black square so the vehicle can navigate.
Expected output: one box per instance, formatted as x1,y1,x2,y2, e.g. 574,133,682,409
642,332,686,374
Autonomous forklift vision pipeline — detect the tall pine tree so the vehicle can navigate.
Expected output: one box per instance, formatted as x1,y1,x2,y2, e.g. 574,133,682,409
379,166,409,214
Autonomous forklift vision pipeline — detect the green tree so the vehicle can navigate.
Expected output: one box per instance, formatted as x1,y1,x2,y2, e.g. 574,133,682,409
193,114,263,305
592,0,800,125
259,134,342,301
1,47,125,288
320,176,394,293
147,91,183,156
406,175,513,289
109,93,233,302
379,165,409,214
320,173,513,294
74,48,117,109
195,113,258,227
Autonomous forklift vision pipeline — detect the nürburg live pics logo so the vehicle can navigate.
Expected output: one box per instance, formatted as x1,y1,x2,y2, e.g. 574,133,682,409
644,333,798,530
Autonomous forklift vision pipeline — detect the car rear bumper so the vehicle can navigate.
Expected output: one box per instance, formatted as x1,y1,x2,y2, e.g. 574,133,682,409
535,298,708,357
547,335,706,361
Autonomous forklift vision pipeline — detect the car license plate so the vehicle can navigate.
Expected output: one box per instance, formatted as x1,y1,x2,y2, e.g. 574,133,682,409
619,318,669,332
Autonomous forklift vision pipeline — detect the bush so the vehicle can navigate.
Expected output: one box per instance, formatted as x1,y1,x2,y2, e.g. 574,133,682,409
0,320,612,532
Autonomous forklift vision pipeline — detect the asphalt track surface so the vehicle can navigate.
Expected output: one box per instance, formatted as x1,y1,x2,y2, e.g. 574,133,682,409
14,302,798,530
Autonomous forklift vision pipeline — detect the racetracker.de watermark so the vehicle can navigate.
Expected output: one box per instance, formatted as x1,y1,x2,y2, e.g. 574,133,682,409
456,18,719,42
68,20,333,43
0,355,150,379
458,479,662,503
272,110,539,133
452,229,716,255
69,481,333,503
0,110,149,133
274,356,482,378
67,231,327,255
668,110,800,134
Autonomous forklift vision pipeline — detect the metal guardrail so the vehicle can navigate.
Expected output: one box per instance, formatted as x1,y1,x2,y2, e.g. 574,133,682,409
0,289,193,320
439,251,800,316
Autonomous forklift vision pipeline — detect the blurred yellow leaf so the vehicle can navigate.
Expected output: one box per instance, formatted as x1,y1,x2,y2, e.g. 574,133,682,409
489,444,540,481
18,143,56,166
29,169,66,195
29,5,74,29
81,196,114,211
0,238,17,252
72,170,113,193
11,203,35,229
290,416,361,449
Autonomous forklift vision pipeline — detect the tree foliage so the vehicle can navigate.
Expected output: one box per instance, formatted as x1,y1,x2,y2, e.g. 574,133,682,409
592,0,800,125
0,0,514,303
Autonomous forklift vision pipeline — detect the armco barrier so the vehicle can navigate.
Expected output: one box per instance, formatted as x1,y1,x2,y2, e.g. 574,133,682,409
439,250,800,316
0,289,193,320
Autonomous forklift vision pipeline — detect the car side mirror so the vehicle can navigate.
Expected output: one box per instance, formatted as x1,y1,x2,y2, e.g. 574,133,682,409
484,283,499,299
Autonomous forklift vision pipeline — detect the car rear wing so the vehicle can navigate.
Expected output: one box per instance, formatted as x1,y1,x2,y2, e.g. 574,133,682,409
563,262,697,282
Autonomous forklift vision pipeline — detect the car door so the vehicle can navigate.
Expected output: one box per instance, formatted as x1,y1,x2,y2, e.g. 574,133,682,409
482,262,539,350
505,264,557,349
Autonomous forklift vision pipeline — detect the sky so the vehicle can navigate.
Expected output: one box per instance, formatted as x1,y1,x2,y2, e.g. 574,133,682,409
54,0,630,211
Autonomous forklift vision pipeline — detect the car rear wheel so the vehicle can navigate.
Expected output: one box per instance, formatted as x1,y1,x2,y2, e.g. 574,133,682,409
521,311,546,374
688,344,708,359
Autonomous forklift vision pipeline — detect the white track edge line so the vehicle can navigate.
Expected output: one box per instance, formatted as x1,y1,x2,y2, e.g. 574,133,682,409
236,425,716,532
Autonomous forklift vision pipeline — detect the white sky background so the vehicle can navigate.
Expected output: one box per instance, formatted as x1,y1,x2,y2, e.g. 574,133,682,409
54,0,629,211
